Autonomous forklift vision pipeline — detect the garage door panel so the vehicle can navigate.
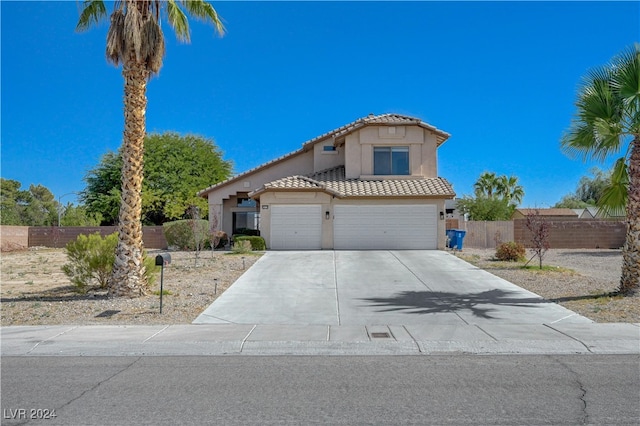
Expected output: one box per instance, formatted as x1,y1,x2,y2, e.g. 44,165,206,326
334,205,437,250
271,205,322,250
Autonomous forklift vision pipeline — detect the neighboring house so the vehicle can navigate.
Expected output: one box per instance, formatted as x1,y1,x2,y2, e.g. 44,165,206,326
511,208,579,220
444,198,465,229
198,113,455,250
573,208,595,219
585,206,625,220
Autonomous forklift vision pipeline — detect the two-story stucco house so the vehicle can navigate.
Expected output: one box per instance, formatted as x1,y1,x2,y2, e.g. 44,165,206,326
198,113,456,250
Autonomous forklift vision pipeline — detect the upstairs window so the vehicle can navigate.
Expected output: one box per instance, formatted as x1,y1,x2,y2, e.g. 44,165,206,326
237,197,257,208
373,146,409,175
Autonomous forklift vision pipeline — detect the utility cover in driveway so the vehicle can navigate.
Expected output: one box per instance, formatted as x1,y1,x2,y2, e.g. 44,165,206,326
270,205,322,250
334,205,437,249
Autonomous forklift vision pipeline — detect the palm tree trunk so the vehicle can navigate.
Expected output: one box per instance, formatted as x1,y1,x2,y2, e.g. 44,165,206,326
620,138,640,295
108,52,149,297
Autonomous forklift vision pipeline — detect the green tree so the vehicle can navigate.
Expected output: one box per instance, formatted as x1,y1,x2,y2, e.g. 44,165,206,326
142,132,232,222
82,151,122,225
21,184,59,226
60,204,103,226
553,167,613,209
460,172,524,220
473,172,499,198
496,175,525,205
473,172,524,206
0,179,58,226
575,168,611,205
0,178,24,225
561,44,639,295
553,195,589,210
77,0,224,297
82,133,232,225
456,196,515,221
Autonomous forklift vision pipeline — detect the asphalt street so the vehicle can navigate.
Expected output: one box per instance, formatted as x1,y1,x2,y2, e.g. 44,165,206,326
2,355,639,425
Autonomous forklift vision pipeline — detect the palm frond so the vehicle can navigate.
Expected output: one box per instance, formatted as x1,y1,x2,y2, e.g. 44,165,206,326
166,0,191,43
180,0,225,35
611,44,640,109
597,157,628,217
76,0,107,32
106,9,125,66
124,1,144,62
561,61,628,162
141,19,165,74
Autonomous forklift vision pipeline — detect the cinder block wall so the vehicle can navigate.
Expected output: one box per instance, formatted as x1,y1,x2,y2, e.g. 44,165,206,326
0,226,30,250
27,226,168,249
514,219,625,249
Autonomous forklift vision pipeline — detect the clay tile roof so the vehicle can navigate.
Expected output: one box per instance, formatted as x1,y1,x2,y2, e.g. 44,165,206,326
252,166,456,198
199,113,451,197
301,113,450,148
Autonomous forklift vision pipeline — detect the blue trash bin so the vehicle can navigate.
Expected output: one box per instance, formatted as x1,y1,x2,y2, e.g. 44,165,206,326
454,230,467,250
446,229,457,248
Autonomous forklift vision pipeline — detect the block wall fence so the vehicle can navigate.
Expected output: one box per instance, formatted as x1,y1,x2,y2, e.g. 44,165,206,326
447,220,625,249
1,220,626,251
513,219,626,250
0,226,168,250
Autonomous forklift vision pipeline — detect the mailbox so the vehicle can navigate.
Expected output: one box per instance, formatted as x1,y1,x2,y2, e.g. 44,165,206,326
155,253,171,314
155,253,171,266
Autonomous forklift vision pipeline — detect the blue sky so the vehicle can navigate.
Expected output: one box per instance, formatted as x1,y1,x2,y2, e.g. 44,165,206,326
2,1,638,207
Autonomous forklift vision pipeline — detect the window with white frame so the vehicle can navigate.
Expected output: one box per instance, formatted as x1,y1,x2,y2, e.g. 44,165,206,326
373,146,409,175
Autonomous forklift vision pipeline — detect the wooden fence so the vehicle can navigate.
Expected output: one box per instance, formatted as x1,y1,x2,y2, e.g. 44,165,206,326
456,221,514,249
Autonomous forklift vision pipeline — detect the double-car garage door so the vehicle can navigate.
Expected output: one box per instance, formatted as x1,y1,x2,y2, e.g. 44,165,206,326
270,204,437,250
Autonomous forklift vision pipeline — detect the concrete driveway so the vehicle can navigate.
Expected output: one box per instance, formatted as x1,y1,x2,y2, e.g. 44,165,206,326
194,251,592,326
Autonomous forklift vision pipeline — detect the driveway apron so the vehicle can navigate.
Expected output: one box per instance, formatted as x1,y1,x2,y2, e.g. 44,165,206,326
194,251,592,326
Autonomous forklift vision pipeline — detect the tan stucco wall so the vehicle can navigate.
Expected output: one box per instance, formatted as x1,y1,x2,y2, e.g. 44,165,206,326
258,191,333,249
206,150,314,235
313,139,345,172
344,125,439,179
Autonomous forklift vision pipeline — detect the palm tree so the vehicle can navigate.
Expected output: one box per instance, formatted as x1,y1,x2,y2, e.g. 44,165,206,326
496,175,525,206
474,172,499,198
561,44,639,295
77,1,224,297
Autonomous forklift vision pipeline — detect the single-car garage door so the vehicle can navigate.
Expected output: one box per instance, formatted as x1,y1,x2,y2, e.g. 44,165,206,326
270,205,322,250
333,205,437,250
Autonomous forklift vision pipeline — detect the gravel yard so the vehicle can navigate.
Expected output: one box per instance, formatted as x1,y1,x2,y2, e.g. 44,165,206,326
1,247,638,325
457,247,638,323
1,249,261,326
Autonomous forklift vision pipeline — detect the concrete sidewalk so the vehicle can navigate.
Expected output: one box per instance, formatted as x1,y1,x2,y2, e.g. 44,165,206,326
2,323,638,356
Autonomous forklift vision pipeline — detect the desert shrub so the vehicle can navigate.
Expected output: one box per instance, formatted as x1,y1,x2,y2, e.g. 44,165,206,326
210,230,228,249
62,232,117,292
163,219,209,250
231,240,252,254
143,255,159,287
495,241,525,262
63,232,158,292
234,235,266,251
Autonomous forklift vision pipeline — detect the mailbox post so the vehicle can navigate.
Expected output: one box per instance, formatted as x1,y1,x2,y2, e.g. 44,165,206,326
155,253,171,313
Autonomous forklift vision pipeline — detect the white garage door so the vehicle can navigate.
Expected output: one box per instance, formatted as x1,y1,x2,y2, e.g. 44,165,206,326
334,205,437,250
270,205,322,250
